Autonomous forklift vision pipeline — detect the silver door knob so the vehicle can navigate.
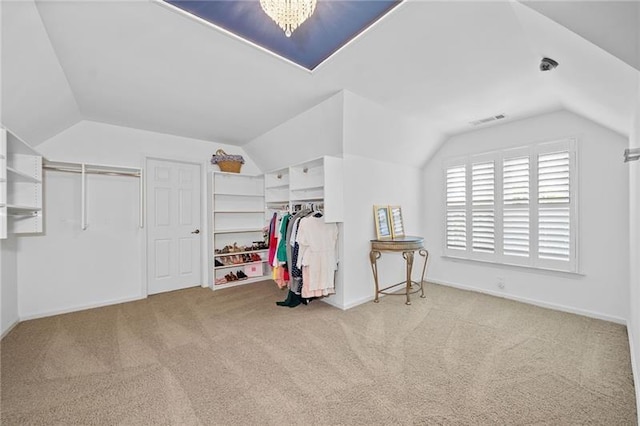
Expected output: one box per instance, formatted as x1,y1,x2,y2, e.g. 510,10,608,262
191,229,200,234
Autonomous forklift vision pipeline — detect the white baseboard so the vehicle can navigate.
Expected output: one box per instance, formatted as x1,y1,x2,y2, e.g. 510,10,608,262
20,295,147,321
428,278,626,325
321,296,344,310
1,318,20,340
342,294,376,310
627,322,640,426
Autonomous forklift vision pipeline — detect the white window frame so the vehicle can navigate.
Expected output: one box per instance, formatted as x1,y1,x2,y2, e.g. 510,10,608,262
443,138,578,273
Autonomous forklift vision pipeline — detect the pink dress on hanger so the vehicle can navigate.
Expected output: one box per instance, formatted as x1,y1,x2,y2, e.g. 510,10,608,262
295,216,338,298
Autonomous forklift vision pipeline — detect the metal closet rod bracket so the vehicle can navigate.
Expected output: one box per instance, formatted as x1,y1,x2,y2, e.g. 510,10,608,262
624,148,640,163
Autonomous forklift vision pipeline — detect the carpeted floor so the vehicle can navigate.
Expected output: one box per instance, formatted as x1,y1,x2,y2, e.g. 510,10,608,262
1,281,636,425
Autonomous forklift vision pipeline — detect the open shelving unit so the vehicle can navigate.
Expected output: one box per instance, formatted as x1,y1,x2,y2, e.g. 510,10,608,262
210,171,271,289
0,128,43,239
264,156,344,223
265,168,290,210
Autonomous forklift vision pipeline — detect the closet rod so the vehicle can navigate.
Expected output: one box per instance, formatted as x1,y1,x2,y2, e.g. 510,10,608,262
43,160,145,229
43,165,140,178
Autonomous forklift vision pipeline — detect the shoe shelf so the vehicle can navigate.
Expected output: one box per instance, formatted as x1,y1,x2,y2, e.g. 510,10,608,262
214,275,270,289
214,260,266,270
213,227,264,234
214,248,268,257
210,171,269,290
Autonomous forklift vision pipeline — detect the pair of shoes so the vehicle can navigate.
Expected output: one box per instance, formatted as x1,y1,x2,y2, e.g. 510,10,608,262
225,272,238,281
236,270,248,280
250,253,261,262
215,277,227,285
215,259,223,267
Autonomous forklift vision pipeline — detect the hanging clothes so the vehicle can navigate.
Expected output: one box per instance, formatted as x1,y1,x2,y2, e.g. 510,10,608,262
296,216,339,298
286,209,311,295
276,213,291,264
267,212,278,266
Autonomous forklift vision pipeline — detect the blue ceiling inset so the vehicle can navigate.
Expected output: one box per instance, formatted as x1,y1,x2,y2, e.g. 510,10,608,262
164,0,401,71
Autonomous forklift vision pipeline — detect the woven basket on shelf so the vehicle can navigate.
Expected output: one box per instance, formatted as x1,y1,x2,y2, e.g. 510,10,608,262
211,149,244,173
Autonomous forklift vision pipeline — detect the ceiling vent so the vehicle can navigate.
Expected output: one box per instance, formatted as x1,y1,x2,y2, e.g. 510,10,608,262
470,114,506,126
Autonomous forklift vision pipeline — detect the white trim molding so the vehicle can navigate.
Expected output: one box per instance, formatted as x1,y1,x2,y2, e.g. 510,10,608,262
428,278,626,324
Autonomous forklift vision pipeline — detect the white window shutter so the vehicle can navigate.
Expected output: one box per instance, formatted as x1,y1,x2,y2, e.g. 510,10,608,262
503,156,530,258
446,165,466,250
443,139,576,273
537,151,571,262
472,161,495,253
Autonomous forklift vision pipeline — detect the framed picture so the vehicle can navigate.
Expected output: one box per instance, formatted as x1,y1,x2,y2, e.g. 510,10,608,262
389,205,405,238
373,205,392,239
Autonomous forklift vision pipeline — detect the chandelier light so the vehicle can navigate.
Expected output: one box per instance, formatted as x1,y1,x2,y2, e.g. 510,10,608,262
260,0,317,37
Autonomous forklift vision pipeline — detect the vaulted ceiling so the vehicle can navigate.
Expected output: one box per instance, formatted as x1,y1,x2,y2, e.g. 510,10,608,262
1,0,638,158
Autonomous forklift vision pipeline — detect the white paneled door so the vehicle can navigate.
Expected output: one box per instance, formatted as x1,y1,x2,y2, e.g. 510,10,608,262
147,159,201,295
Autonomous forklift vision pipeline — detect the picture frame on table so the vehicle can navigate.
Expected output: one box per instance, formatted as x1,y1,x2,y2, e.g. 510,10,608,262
389,205,405,238
373,205,392,239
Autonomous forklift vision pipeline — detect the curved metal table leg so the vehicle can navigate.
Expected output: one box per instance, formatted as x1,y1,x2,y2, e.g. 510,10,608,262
418,249,429,299
369,250,381,303
402,251,414,305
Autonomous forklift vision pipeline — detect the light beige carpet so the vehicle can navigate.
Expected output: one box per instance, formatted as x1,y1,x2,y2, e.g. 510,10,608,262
1,281,636,425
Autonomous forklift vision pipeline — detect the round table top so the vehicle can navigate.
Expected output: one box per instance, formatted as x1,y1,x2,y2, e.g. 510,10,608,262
370,236,424,251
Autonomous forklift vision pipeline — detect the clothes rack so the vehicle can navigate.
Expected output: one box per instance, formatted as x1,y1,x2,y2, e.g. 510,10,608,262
43,159,144,230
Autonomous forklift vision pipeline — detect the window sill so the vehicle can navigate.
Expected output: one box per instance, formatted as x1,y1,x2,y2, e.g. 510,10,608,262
441,255,584,277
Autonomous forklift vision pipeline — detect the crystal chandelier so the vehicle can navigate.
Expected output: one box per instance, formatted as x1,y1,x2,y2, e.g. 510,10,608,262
260,0,317,37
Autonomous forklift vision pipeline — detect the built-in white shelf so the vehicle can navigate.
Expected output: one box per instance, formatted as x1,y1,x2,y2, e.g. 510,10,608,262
214,210,265,214
264,156,343,223
214,276,269,289
266,183,289,190
210,171,268,290
213,227,264,234
290,197,324,202
290,185,325,192
1,128,43,238
214,260,264,270
214,192,263,197
7,205,42,212
214,248,268,257
6,167,41,183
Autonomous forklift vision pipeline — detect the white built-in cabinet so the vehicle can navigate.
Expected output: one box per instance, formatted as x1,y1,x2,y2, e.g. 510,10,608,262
265,156,344,222
209,156,343,291
0,129,43,239
210,171,270,289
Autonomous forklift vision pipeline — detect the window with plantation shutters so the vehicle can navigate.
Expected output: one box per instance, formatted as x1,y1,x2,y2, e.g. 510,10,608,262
537,151,571,262
446,165,466,250
472,161,495,253
444,139,577,273
503,156,529,258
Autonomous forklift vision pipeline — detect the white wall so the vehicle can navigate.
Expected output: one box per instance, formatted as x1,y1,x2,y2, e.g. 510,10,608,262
1,236,19,336
0,0,81,144
423,110,630,322
339,92,433,308
629,76,640,421
343,91,442,168
243,92,344,172
341,155,422,308
244,90,433,309
17,120,259,319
